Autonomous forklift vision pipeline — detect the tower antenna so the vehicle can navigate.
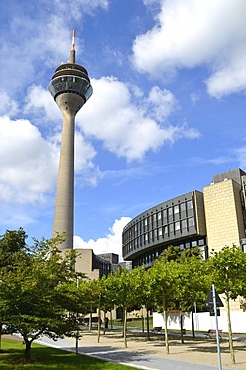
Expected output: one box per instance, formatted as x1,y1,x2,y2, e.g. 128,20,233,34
69,29,76,63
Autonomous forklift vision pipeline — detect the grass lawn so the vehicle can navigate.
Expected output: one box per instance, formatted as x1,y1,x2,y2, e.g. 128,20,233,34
0,338,139,369
114,317,153,329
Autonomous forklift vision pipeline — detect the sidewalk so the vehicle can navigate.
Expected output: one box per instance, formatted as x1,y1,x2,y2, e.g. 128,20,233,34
37,329,245,370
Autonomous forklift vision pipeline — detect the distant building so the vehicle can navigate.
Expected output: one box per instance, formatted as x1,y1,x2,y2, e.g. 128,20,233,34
74,249,111,279
122,168,246,268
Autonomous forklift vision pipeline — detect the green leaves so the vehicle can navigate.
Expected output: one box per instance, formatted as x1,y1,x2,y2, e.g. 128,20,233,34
208,245,246,299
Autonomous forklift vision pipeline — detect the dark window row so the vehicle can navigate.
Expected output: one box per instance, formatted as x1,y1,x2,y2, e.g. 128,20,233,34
123,200,194,244
132,238,207,267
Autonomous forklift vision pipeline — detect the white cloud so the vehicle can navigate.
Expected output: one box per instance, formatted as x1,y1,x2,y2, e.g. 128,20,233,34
24,85,61,124
206,49,246,98
75,132,103,187
78,76,199,161
146,86,179,121
132,0,246,97
0,90,19,117
74,216,131,261
0,116,57,204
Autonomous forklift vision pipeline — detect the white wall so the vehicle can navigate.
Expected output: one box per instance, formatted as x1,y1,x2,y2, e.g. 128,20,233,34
153,311,246,333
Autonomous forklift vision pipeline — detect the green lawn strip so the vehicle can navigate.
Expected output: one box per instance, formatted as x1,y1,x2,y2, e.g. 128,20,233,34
0,338,139,369
114,317,153,329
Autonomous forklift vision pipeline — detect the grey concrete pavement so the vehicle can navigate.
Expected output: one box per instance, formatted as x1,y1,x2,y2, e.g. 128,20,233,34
37,335,235,370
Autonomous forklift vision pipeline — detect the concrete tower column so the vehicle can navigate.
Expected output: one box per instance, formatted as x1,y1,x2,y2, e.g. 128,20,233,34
48,30,93,250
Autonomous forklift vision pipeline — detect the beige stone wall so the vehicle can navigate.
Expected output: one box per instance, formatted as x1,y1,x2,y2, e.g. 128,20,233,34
203,179,245,253
74,249,100,280
193,190,206,235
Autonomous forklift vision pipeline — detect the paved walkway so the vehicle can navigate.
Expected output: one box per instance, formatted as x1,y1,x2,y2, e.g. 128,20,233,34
37,335,235,370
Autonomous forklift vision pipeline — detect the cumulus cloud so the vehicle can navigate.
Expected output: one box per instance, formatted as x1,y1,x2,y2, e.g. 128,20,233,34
24,85,61,124
0,90,19,117
132,0,246,97
74,132,103,187
78,76,199,161
74,216,131,261
0,116,57,204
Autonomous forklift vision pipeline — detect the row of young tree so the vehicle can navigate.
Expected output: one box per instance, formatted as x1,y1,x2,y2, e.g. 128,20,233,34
0,228,246,364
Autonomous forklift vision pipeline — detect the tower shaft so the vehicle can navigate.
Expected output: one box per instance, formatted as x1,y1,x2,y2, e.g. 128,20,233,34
53,109,75,249
48,30,93,251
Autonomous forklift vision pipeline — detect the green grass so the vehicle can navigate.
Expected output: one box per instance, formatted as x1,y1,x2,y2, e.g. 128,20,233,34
0,339,139,369
114,317,153,329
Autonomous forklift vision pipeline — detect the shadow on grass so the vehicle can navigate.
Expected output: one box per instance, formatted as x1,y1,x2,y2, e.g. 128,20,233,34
0,339,140,369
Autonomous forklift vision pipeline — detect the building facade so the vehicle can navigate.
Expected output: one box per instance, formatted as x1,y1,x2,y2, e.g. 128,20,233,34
74,249,111,280
122,168,246,268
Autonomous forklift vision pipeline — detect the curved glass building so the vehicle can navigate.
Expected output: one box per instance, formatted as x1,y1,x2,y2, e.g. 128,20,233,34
123,168,246,268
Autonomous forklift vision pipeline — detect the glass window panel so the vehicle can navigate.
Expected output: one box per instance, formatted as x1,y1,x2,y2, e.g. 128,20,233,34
181,219,187,229
153,214,156,223
175,221,180,231
158,211,162,220
158,227,163,236
188,217,194,227
187,200,193,209
180,203,186,212
174,205,179,214
169,223,174,233
168,207,173,216
164,226,168,234
163,209,167,218
191,240,197,247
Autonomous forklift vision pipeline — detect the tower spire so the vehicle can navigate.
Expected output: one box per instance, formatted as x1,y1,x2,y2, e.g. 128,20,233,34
69,29,76,63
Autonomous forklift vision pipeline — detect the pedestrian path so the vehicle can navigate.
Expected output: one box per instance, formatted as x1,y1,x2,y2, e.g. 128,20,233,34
37,336,235,370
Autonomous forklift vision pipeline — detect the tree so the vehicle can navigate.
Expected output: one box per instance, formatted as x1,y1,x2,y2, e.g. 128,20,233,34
130,265,155,340
149,252,179,354
0,228,28,269
0,234,79,362
174,251,209,343
208,245,246,364
106,268,140,348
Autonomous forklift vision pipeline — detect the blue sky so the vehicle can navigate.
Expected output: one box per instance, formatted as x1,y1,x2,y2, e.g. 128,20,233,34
1,0,246,260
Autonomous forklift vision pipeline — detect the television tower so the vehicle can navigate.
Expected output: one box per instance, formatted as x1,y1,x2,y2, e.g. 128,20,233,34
48,30,93,249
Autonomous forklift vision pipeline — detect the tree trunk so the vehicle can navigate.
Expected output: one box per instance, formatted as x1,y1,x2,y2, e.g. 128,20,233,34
89,308,92,332
141,307,144,333
146,308,150,340
110,309,113,329
123,306,127,348
180,311,184,344
162,294,169,354
191,306,195,338
226,296,235,364
0,323,2,349
24,339,32,362
103,311,106,335
97,306,101,343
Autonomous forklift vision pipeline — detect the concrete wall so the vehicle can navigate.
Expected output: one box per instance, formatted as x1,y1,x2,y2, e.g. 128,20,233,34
153,311,246,333
74,248,100,280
